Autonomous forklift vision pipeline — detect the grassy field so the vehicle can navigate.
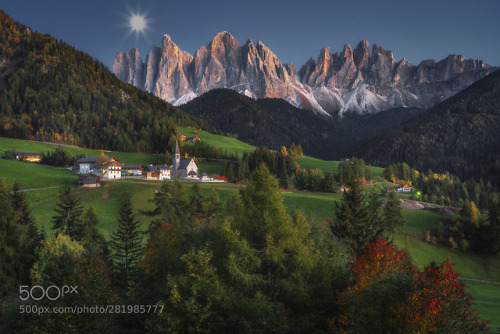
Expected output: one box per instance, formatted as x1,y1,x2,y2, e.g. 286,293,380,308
464,280,500,332
296,155,384,178
0,159,77,188
197,161,226,175
178,126,255,158
0,136,155,165
400,210,450,232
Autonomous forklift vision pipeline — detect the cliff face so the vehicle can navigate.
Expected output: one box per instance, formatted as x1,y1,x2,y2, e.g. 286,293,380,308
113,32,495,116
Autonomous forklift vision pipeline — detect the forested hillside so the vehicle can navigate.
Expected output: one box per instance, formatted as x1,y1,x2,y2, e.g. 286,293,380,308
180,89,424,159
0,10,202,152
348,70,500,187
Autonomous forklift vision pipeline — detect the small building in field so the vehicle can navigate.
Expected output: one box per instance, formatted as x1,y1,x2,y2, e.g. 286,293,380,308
15,152,42,163
79,173,100,187
143,165,160,180
77,156,98,174
389,184,412,193
122,164,143,176
102,160,122,179
185,136,200,143
156,165,171,180
76,156,121,179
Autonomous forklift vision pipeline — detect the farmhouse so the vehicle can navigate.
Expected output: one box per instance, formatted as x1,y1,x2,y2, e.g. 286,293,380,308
78,173,100,187
185,136,200,143
142,165,160,180
102,160,122,179
387,184,413,192
122,164,143,176
15,152,41,163
76,155,122,179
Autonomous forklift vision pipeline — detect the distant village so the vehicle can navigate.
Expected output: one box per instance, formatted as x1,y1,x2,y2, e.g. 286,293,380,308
76,140,223,187
9,140,223,187
9,139,414,193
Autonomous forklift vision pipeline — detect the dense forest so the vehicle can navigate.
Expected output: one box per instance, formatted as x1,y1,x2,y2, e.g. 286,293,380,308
349,69,500,188
0,10,205,153
0,169,491,333
179,88,424,159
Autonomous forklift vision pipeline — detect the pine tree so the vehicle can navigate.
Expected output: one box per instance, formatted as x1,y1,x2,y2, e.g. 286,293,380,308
332,182,382,252
383,191,404,233
81,206,107,255
189,183,205,217
51,184,83,238
111,196,142,288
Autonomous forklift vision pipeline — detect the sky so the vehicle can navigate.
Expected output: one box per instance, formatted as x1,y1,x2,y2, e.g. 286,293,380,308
1,0,499,70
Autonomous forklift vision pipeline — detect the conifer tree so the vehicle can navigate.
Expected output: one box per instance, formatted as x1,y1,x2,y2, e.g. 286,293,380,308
189,183,205,217
332,182,383,252
51,184,83,238
111,196,142,287
383,191,404,233
81,206,107,255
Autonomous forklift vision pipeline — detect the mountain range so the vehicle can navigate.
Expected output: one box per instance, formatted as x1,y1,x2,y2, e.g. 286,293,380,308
113,32,496,115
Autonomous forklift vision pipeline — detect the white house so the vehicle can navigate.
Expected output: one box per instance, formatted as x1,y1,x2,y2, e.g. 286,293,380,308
157,165,171,180
102,160,122,179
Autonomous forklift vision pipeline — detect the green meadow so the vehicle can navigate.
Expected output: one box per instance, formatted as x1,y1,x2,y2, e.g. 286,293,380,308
0,136,155,165
178,126,255,158
0,159,77,188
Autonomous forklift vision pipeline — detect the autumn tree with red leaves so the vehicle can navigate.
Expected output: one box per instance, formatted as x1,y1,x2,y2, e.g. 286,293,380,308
330,237,489,333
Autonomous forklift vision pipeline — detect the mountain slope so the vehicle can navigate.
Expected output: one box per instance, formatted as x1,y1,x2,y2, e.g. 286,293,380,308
114,32,495,115
179,88,424,159
0,10,202,153
347,69,500,186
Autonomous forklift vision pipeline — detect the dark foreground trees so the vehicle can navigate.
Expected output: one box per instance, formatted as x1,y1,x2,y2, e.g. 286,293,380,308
1,173,491,333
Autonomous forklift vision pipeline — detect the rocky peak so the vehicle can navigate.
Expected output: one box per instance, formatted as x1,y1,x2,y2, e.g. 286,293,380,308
209,31,240,60
353,40,370,69
340,44,353,60
112,48,144,88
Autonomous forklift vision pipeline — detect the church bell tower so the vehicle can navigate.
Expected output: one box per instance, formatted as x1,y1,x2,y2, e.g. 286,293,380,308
173,140,180,176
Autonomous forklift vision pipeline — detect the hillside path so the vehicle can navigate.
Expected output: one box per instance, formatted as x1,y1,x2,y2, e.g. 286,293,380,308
459,277,500,285
18,185,64,192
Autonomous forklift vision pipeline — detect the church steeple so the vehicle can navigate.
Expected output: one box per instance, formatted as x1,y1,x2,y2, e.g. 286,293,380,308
173,140,180,176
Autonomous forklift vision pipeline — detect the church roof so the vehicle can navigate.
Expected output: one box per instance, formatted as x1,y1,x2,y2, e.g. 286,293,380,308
178,158,193,170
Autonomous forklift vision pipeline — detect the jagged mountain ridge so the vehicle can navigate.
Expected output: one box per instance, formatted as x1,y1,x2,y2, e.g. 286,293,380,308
113,32,496,115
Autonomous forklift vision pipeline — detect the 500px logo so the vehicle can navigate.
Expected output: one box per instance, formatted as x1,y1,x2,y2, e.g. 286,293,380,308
19,285,78,301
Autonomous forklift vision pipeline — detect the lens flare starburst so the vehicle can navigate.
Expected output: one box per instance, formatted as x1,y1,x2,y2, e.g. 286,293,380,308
123,7,152,39
129,14,147,33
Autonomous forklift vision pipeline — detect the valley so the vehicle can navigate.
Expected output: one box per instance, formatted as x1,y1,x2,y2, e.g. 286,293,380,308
1,136,499,330
0,6,499,333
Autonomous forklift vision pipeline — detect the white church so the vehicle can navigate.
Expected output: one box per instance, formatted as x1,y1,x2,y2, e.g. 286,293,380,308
173,140,198,178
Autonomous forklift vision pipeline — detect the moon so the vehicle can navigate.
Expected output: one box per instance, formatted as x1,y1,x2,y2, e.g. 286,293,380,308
129,13,147,33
